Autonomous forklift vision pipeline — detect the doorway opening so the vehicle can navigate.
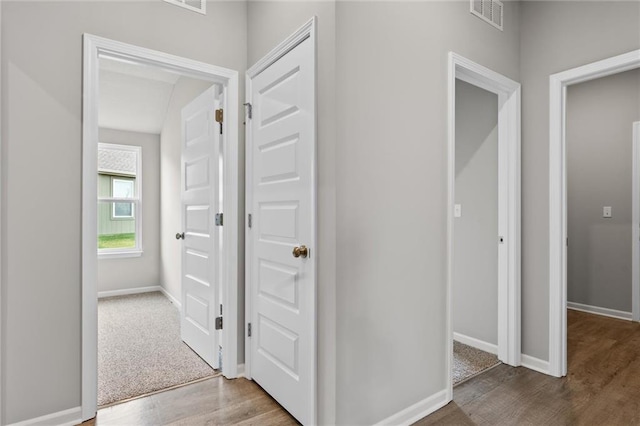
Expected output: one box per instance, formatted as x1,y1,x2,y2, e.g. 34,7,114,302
82,35,239,421
452,78,501,385
447,52,521,400
548,49,640,378
95,56,227,407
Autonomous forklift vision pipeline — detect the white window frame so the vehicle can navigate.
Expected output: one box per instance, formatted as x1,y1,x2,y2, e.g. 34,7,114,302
97,143,143,259
111,177,136,219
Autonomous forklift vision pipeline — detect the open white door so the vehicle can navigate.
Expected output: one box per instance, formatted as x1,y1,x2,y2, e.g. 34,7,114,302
180,85,222,369
246,21,316,425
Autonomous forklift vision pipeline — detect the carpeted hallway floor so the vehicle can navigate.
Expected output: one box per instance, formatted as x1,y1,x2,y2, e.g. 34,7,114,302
452,340,500,385
98,291,219,406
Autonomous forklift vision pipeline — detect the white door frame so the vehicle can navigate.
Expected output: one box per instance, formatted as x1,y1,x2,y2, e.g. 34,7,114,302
447,52,521,400
244,17,317,421
633,122,640,322
548,49,640,378
82,34,239,421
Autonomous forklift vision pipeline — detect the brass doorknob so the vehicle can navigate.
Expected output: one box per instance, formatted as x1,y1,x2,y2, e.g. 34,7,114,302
292,245,309,258
176,232,185,240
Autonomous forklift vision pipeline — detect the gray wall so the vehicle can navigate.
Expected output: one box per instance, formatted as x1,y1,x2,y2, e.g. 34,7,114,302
454,80,499,346
98,128,161,294
334,2,520,424
247,2,337,422
159,77,213,304
520,0,640,360
566,69,640,313
0,2,246,423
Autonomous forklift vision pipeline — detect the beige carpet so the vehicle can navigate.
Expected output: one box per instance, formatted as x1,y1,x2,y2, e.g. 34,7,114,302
98,291,218,406
453,340,500,385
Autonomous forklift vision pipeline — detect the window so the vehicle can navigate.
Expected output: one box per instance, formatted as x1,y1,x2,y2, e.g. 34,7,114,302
112,178,135,219
97,143,142,258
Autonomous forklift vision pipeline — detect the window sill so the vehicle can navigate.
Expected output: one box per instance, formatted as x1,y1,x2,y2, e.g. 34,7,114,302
98,250,143,260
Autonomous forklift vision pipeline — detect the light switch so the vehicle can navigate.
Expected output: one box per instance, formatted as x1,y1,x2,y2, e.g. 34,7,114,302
603,206,612,218
454,204,462,218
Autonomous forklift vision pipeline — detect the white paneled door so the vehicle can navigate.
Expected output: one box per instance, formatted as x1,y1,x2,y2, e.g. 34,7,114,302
247,33,316,425
180,85,222,369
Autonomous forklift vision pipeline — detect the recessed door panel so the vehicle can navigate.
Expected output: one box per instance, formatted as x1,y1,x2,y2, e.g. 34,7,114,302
259,202,298,241
259,259,298,309
258,315,299,378
259,67,301,128
185,205,210,235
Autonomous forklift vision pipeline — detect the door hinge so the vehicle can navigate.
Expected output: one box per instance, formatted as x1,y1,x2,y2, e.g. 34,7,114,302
215,109,223,134
215,316,223,330
566,237,569,247
215,213,223,226
248,213,252,228
247,323,252,337
243,102,252,119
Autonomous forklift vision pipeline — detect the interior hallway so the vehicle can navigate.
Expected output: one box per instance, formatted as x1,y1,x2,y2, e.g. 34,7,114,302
417,310,640,425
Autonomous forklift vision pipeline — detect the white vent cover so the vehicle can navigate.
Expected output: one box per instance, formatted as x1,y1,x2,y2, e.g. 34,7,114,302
470,0,503,31
164,0,206,15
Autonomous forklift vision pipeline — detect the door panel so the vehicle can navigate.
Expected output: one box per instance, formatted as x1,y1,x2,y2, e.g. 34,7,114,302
180,85,221,369
249,36,315,425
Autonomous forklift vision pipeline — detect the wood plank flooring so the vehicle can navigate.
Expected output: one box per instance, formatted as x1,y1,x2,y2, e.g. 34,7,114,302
80,375,298,425
82,310,640,425
416,310,640,425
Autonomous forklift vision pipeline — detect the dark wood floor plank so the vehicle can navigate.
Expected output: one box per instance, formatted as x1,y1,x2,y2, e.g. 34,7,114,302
417,310,640,426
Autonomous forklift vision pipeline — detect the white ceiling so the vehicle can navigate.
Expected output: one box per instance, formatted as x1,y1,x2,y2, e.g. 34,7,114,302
98,58,182,134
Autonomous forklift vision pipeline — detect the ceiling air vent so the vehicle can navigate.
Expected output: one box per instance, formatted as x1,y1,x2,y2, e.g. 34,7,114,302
164,0,206,15
470,0,503,31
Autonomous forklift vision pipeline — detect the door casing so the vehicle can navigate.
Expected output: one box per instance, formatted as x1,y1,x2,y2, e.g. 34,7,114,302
244,17,318,424
447,52,522,402
548,49,640,378
81,34,239,421
633,122,640,322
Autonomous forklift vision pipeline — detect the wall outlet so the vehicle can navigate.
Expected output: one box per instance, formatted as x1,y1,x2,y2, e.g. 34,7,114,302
603,206,612,218
454,204,462,218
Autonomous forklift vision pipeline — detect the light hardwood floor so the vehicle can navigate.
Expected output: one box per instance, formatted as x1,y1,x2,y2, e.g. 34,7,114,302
81,376,298,425
416,309,640,425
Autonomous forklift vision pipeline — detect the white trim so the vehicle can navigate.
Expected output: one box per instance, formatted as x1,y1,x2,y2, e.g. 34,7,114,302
0,3,3,422
6,407,82,426
520,354,550,375
453,332,498,355
633,121,640,322
447,52,521,402
373,389,448,426
548,49,640,378
245,17,317,425
97,285,161,299
82,34,240,421
246,18,315,79
567,302,632,321
236,363,245,378
98,250,143,260
160,287,182,310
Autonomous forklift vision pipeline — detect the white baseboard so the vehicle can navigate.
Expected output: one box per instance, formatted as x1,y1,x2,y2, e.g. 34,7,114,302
521,354,550,375
374,389,448,426
7,407,81,426
160,286,182,310
237,363,246,378
97,285,161,299
453,332,498,355
567,301,632,321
